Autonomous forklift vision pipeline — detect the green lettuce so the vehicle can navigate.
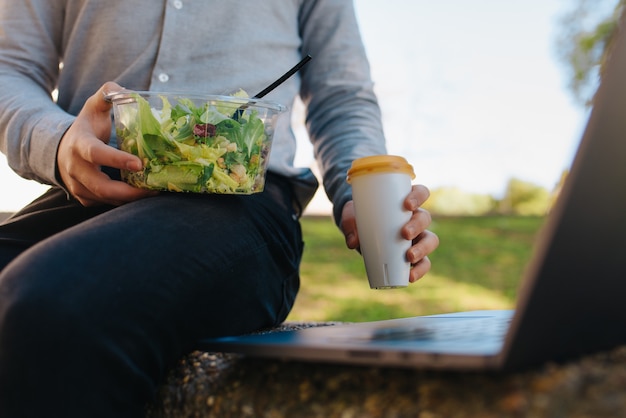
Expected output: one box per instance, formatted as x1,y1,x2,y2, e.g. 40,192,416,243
115,93,271,194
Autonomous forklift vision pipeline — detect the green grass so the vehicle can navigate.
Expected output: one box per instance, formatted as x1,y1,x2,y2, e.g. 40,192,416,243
287,215,546,322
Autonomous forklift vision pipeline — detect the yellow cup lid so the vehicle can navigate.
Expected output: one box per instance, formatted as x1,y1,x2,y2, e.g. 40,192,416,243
346,155,415,183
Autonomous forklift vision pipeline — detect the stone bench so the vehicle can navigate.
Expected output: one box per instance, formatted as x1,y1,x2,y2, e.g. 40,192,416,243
146,322,626,418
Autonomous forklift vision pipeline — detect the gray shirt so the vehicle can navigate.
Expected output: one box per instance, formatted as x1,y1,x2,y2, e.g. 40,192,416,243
0,0,387,224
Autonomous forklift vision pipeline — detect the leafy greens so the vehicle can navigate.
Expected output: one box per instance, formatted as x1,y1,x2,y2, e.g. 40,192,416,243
114,93,273,194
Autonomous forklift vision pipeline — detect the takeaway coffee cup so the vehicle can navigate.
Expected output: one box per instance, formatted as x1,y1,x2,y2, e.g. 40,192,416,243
347,155,415,289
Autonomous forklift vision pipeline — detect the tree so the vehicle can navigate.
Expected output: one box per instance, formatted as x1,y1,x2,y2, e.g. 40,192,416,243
498,178,551,216
422,187,496,216
556,0,625,106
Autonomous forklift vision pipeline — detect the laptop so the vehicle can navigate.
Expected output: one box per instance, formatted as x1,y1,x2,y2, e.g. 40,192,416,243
198,14,626,372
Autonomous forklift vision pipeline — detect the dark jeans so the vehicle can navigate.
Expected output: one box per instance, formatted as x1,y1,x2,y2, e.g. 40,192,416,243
0,173,303,417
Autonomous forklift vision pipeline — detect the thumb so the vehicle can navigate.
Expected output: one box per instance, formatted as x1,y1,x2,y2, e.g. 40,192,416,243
340,201,359,250
80,82,125,142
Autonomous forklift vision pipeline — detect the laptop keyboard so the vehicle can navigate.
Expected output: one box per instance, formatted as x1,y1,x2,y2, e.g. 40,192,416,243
430,315,511,341
368,315,511,342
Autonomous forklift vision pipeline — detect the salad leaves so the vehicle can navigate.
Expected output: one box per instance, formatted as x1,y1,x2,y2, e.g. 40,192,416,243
114,93,274,194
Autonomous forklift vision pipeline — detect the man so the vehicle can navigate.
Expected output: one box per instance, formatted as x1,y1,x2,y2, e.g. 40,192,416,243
0,1,439,416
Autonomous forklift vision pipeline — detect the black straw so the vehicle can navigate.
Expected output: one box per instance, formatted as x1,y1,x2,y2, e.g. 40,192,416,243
252,54,312,99
233,55,312,120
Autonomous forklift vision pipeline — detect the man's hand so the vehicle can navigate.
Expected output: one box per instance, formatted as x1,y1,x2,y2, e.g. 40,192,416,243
56,81,157,206
340,184,439,283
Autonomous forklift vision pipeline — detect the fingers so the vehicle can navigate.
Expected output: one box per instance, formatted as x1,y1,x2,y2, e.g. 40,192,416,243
401,186,433,247
70,150,154,206
97,81,125,110
340,201,360,250
404,184,430,212
408,230,439,282
341,183,440,284
57,82,155,207
401,207,432,241
59,140,154,206
79,82,124,141
85,139,142,172
402,184,439,282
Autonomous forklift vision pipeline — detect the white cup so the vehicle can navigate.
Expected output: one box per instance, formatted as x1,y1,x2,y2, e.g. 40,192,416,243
347,155,415,289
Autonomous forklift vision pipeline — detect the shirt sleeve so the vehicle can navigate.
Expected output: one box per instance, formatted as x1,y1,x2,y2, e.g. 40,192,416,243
298,0,388,225
0,0,75,187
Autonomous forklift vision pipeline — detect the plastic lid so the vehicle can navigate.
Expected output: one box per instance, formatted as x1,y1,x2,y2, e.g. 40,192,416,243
346,155,415,183
103,90,286,112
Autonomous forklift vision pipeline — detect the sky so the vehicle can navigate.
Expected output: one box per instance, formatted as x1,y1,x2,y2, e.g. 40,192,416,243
0,1,594,213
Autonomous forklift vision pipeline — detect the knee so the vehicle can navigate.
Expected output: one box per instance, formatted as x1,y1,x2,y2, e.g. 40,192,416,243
0,269,75,352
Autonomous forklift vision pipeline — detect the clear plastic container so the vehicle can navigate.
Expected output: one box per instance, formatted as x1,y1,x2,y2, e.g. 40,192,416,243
107,91,285,194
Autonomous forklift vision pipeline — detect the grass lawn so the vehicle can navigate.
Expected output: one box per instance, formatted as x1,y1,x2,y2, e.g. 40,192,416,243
287,215,546,322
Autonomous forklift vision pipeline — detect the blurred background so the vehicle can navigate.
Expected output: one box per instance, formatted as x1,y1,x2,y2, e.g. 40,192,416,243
0,0,620,215
298,0,620,215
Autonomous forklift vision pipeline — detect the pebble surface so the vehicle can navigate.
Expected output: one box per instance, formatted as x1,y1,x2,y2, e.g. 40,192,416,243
146,322,626,418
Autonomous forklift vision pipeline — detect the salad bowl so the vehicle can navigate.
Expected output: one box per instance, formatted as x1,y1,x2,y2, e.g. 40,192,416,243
107,91,285,194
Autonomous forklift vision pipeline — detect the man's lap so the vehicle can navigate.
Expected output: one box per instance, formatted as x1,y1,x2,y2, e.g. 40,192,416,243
0,174,303,416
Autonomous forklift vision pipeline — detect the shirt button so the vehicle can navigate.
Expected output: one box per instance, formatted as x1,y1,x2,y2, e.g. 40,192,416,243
158,73,169,83
173,0,183,9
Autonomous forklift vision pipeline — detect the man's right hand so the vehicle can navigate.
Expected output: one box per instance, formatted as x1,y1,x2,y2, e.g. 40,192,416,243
56,81,157,207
